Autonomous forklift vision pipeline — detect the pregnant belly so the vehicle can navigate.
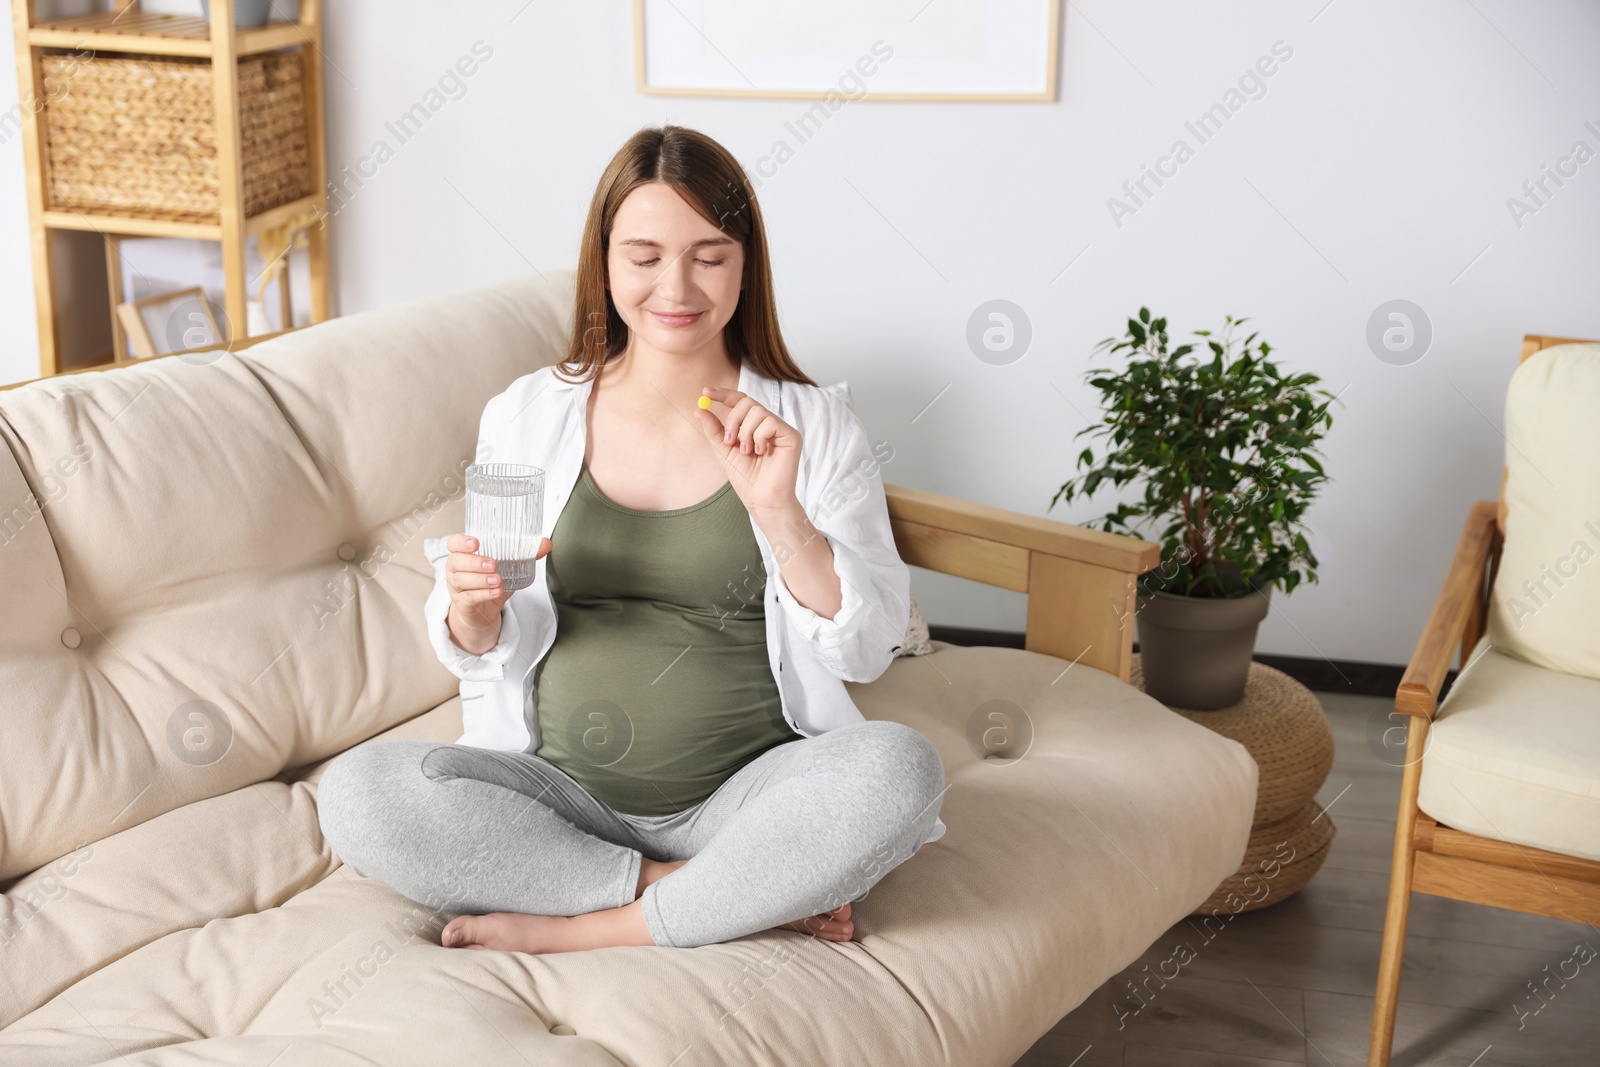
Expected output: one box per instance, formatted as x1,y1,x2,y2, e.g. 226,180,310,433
532,602,796,815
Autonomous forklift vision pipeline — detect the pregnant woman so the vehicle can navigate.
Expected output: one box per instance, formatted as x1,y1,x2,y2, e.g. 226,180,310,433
316,124,946,954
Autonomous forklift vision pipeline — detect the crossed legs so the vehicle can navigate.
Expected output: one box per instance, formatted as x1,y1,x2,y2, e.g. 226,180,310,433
315,719,945,952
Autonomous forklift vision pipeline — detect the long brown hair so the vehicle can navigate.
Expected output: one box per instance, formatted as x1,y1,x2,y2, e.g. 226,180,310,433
555,125,816,387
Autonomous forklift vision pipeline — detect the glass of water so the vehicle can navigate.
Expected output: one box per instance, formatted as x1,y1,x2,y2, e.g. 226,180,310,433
464,463,544,592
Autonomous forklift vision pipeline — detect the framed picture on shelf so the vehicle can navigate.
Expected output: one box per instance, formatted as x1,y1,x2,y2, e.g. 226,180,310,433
115,287,223,360
634,0,1061,102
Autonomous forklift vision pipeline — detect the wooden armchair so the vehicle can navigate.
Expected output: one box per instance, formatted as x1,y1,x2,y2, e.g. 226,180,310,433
1367,334,1600,1066
883,483,1159,682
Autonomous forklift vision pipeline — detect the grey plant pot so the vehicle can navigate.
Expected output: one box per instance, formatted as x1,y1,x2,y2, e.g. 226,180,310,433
198,0,275,28
1136,589,1272,710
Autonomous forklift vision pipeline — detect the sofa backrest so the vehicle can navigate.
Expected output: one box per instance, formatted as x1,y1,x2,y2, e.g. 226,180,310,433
0,269,575,881
1486,341,1600,681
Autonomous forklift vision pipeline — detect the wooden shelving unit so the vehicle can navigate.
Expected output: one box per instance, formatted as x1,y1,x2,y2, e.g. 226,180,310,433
9,0,332,378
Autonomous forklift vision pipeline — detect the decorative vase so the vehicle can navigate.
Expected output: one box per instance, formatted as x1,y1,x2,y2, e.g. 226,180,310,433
1135,589,1272,709
198,0,275,28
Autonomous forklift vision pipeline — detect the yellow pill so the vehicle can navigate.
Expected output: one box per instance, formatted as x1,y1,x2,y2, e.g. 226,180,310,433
698,394,712,410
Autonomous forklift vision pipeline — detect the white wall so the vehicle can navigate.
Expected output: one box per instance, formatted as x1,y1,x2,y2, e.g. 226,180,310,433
3,1,1598,666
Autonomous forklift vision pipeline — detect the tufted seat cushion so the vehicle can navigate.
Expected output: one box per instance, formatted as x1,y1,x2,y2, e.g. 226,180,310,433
0,270,1256,1064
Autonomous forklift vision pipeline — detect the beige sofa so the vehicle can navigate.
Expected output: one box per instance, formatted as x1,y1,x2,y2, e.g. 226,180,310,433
0,270,1257,1066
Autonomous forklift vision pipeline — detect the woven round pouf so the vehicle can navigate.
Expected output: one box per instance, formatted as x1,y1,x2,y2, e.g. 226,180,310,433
1131,655,1337,914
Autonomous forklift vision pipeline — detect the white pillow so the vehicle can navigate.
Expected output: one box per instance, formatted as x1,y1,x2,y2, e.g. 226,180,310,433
820,379,934,657
1486,343,1600,680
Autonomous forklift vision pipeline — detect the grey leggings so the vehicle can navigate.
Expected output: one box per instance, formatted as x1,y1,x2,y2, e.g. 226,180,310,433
314,719,945,949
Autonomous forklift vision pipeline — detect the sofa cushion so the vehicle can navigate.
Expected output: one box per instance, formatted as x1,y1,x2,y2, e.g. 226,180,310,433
1486,342,1600,681
0,694,466,1031
1419,637,1600,862
0,642,1256,1065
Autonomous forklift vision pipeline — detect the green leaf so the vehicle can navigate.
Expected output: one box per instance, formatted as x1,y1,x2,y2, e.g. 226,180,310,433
1063,308,1329,597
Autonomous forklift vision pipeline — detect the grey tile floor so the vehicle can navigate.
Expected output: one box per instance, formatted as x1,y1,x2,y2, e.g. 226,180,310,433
1015,692,1600,1067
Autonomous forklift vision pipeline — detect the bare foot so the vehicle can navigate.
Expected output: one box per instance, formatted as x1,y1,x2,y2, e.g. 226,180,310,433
776,902,854,942
439,856,855,952
440,858,686,954
442,898,655,953
441,900,856,952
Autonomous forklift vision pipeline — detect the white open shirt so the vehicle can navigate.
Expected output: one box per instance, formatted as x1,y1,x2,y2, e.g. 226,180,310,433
422,358,946,846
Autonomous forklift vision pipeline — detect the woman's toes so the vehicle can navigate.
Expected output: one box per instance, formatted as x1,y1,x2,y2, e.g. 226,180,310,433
441,916,475,948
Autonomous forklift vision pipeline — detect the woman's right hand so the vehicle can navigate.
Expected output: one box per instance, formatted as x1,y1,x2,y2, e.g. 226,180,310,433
444,532,552,655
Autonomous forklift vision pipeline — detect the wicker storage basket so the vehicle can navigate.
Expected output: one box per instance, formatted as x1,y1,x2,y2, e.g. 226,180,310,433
39,49,311,220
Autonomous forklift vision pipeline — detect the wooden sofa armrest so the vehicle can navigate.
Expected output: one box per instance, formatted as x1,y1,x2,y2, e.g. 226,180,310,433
883,483,1160,683
1395,499,1502,719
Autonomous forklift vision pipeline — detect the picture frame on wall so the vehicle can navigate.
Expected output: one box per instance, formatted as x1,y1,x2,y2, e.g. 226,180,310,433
634,0,1061,102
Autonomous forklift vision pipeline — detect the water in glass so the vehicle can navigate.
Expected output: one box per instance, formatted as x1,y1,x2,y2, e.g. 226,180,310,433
464,463,544,592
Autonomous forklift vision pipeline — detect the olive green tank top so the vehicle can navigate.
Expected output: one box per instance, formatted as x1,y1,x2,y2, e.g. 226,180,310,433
531,460,800,815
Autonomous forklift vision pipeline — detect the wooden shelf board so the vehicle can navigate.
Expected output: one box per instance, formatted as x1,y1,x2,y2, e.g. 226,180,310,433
31,12,313,58
41,194,325,240
43,208,221,240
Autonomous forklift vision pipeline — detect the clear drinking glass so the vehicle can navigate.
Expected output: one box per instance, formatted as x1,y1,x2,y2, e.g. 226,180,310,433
464,463,545,592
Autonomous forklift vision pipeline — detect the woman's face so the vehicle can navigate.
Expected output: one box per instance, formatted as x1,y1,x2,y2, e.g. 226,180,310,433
606,181,744,359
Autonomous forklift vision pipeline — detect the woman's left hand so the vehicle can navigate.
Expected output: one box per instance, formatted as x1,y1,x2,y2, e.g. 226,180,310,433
695,384,802,516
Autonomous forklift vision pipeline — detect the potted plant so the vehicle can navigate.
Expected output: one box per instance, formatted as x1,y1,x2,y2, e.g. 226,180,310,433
1051,309,1336,709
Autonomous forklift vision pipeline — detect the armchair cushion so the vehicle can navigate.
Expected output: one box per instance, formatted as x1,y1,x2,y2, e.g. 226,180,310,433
1418,637,1600,862
1486,342,1600,681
